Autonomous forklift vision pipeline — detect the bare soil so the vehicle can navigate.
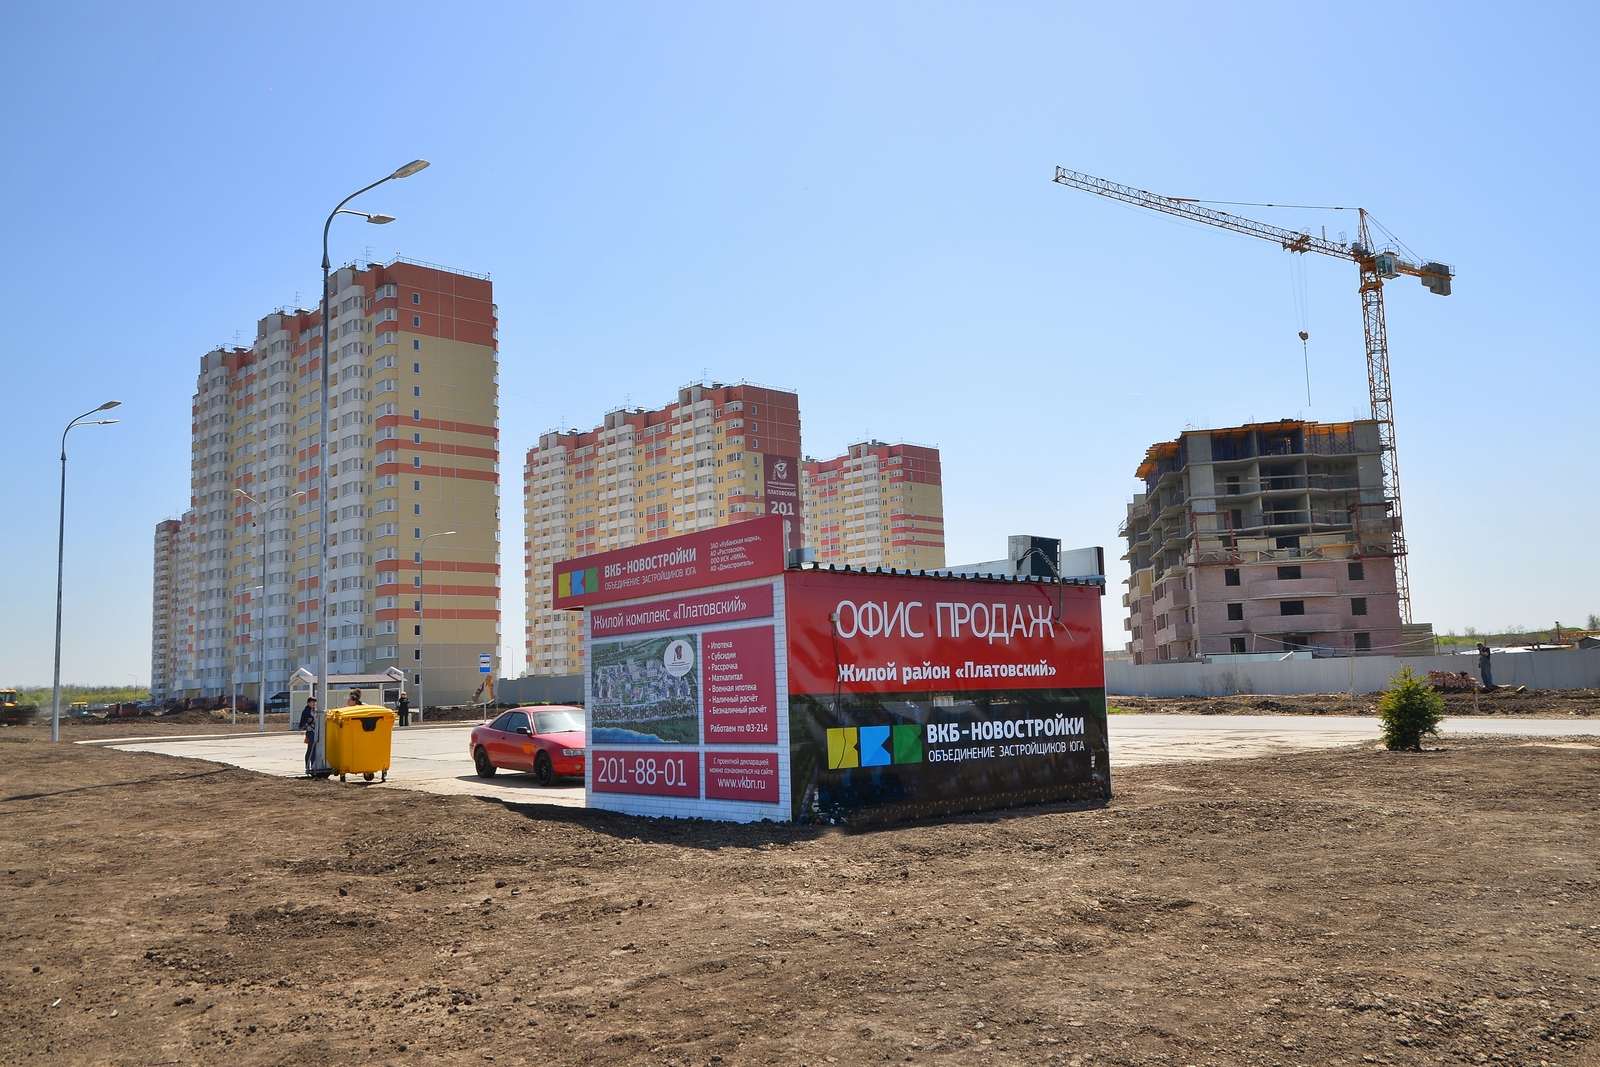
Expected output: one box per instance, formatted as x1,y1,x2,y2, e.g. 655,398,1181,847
2,735,1597,1067
1110,688,1600,718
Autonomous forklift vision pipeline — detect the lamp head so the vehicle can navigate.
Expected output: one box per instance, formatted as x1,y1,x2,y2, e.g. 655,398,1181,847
366,213,396,225
390,159,430,180
92,419,120,425
99,400,121,411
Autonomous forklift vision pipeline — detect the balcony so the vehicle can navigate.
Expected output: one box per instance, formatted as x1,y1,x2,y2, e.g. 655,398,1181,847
1153,586,1190,616
1247,612,1345,635
1244,577,1338,601
1155,621,1195,644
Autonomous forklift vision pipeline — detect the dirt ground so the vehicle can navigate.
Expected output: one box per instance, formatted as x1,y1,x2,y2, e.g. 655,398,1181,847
3,736,1598,1066
1111,688,1600,718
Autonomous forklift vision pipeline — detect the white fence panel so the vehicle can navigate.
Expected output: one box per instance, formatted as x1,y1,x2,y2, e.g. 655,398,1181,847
1105,648,1600,697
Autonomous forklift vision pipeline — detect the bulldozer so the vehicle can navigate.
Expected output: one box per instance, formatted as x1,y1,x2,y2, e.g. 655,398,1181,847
1,689,40,726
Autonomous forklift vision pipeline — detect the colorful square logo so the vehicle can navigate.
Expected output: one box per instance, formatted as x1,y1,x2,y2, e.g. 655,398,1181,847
827,725,921,770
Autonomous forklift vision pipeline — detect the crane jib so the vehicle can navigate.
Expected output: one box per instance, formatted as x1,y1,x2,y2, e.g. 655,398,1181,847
1052,164,1457,628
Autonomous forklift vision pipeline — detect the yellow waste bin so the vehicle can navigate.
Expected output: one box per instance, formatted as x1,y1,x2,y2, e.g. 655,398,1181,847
326,705,397,782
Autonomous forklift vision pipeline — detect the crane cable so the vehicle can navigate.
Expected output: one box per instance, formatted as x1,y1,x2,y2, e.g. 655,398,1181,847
1290,253,1312,407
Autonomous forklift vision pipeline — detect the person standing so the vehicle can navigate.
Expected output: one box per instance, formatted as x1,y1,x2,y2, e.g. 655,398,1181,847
396,690,411,728
298,696,318,775
1478,642,1495,690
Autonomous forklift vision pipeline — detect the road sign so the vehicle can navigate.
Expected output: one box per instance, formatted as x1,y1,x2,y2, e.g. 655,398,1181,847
478,654,492,674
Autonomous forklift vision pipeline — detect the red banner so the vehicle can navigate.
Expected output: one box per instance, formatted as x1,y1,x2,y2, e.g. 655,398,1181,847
702,625,778,744
782,571,1103,694
588,583,774,638
704,751,780,803
553,516,786,609
591,749,701,797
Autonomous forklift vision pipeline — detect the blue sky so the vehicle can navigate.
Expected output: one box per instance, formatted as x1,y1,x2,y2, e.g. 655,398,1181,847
1,2,1595,684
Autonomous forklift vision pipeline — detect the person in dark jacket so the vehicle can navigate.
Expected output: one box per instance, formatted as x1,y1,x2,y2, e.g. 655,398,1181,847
396,690,411,728
299,697,318,774
1478,643,1495,690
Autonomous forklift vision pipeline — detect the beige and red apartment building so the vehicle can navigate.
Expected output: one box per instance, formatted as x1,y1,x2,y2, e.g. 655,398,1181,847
801,441,945,571
523,381,801,676
1122,419,1405,664
150,258,501,706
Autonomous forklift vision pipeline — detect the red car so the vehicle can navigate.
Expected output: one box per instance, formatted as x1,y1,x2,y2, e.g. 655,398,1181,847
470,706,585,785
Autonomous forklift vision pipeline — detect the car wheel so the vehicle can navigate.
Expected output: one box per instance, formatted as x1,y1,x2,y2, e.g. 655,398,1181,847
474,746,497,778
535,751,555,787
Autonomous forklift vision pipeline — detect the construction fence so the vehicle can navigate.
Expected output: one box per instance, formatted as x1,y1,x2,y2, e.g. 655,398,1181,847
495,674,585,706
1106,647,1600,698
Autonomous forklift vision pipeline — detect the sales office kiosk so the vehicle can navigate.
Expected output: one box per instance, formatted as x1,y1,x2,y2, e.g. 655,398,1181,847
554,516,1110,825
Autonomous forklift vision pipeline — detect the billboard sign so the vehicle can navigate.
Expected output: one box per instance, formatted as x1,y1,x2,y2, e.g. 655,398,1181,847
585,575,789,821
783,569,1108,824
762,454,799,522
552,515,786,609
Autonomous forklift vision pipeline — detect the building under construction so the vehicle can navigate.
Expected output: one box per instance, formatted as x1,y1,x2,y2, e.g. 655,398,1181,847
1122,419,1410,664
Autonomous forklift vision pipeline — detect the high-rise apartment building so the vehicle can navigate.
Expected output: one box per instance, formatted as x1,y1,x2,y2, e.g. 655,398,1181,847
149,514,195,703
1122,419,1403,664
150,258,501,706
801,441,945,570
523,381,801,676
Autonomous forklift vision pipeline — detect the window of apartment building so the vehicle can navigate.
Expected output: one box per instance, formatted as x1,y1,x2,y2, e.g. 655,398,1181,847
1276,535,1300,551
413,552,422,563
413,527,422,539
1224,568,1240,586
1351,597,1368,616
413,315,421,327
1230,637,1247,654
413,432,422,444
1354,632,1372,651
1225,474,1241,495
1348,561,1365,581
1280,600,1305,616
413,340,421,350
1230,508,1243,530
413,386,421,397
414,625,421,636
413,362,421,373
413,480,421,491
412,292,421,304
1227,603,1244,621
412,409,421,421
413,504,421,516
412,457,421,468
1277,565,1302,580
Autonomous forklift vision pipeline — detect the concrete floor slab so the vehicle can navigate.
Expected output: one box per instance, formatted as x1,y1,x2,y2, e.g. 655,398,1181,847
93,715,1600,809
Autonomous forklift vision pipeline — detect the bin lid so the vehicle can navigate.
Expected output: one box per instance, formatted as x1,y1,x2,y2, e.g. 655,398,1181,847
330,704,397,720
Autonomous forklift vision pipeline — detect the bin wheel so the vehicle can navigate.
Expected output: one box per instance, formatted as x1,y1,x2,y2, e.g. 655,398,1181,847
474,746,497,778
363,772,375,782
381,771,388,783
535,751,555,787
339,773,347,782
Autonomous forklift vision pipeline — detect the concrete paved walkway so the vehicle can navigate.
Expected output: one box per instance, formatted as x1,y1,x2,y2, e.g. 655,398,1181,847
92,715,1599,809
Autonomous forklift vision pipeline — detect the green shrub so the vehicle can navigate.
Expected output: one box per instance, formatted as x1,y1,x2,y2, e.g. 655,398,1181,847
1376,665,1445,751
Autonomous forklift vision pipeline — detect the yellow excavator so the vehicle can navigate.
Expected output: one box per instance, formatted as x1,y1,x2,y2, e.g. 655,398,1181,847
470,675,496,707
1,689,40,726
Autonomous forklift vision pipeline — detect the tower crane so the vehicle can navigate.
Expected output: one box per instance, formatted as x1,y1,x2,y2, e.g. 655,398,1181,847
1053,166,1454,625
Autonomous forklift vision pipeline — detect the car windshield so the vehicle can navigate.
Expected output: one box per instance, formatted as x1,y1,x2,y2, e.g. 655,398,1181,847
533,710,584,734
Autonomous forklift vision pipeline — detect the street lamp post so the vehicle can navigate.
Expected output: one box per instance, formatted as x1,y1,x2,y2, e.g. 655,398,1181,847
312,160,429,773
235,488,268,732
416,529,456,724
52,401,121,742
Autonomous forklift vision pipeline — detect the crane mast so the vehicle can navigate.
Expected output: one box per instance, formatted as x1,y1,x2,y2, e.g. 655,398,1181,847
1053,167,1454,626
